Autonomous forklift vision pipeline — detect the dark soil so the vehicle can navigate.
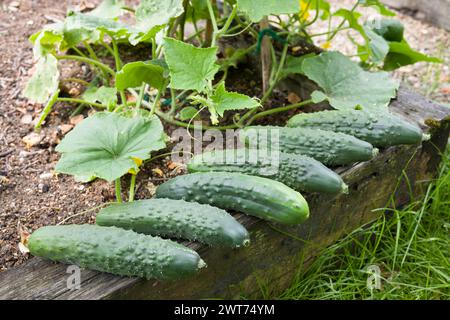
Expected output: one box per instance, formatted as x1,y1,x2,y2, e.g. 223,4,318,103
0,0,294,271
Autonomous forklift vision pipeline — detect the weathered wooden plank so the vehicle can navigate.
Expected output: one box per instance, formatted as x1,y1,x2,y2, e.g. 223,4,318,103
0,87,449,300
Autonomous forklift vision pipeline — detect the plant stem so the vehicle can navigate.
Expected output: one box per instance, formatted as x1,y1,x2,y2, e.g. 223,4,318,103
206,0,219,46
136,83,146,109
57,97,107,109
260,16,272,94
115,178,122,203
218,5,237,36
327,1,359,41
100,39,115,56
246,99,313,126
56,55,115,76
169,88,177,115
71,46,88,58
111,39,127,106
128,174,136,202
237,43,289,127
150,90,161,117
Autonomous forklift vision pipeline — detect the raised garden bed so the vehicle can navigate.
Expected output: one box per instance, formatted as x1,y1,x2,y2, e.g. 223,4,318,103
1,0,449,300
1,87,449,300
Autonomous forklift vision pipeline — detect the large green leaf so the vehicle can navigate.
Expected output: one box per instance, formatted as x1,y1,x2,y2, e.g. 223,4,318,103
130,0,184,45
363,26,389,64
212,82,260,116
164,37,219,92
115,61,166,91
135,0,184,30
82,86,118,109
30,25,64,58
281,53,316,78
55,112,166,182
24,54,60,104
301,51,399,110
186,0,211,21
370,19,404,42
88,0,125,19
64,11,131,39
383,41,442,71
237,0,300,22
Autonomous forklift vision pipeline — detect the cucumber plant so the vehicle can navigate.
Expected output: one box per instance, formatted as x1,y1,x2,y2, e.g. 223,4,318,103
20,0,438,201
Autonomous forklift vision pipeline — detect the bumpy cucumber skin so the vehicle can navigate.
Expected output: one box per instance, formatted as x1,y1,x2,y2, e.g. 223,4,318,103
241,126,376,166
187,149,346,194
287,110,424,147
96,199,250,248
28,225,205,280
155,172,310,225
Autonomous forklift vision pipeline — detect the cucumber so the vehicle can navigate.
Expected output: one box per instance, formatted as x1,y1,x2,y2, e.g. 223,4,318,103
155,172,309,225
96,199,250,248
187,149,348,194
287,109,426,147
240,126,377,166
28,224,206,280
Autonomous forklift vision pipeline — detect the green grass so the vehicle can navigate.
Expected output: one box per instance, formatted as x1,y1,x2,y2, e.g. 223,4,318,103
279,146,450,300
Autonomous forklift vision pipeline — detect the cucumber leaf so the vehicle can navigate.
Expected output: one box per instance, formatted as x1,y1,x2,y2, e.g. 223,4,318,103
55,112,166,182
212,82,260,117
370,19,404,42
363,19,441,70
383,41,442,71
87,0,125,19
301,51,399,110
135,0,184,30
82,86,118,109
237,0,300,22
179,106,200,121
131,0,184,44
30,26,63,58
281,53,316,78
115,61,166,91
186,0,211,21
24,54,60,104
64,11,131,39
363,26,389,64
164,37,219,92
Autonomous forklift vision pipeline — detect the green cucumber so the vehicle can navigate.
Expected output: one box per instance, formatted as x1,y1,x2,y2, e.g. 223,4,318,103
187,149,347,194
240,126,377,166
155,172,309,225
96,199,250,248
28,224,206,280
287,109,426,147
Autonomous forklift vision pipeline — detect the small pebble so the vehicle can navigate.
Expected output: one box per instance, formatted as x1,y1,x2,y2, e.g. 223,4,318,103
22,132,43,148
38,183,50,193
69,115,84,125
20,114,33,124
39,172,53,181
